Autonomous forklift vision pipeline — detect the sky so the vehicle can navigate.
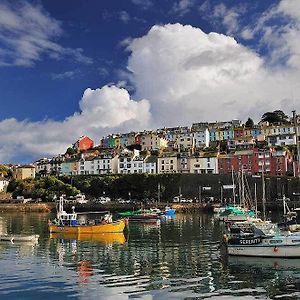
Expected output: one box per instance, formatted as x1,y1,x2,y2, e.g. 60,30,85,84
1,0,300,163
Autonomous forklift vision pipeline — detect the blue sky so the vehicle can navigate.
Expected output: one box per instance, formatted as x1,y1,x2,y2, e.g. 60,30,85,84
0,0,300,163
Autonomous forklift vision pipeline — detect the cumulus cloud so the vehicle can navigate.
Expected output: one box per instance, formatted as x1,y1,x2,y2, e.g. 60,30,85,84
0,85,151,162
126,20,300,127
0,1,92,66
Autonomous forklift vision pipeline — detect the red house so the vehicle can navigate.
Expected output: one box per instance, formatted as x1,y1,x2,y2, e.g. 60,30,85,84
73,136,94,151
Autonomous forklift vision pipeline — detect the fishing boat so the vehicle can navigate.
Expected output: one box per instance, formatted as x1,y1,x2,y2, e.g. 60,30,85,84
48,196,126,234
0,234,39,242
224,224,300,257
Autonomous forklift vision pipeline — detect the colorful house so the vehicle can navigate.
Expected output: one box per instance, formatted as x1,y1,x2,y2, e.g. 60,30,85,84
73,136,94,151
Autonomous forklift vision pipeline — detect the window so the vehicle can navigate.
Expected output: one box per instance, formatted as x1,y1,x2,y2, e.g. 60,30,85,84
269,240,283,244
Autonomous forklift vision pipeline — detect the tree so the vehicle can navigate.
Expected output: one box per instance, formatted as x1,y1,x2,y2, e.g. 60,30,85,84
0,165,12,178
245,117,254,128
66,147,76,156
261,110,289,125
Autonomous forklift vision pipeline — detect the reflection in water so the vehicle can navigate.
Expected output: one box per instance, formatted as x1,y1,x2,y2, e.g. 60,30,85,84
50,232,127,245
77,260,93,285
0,212,300,299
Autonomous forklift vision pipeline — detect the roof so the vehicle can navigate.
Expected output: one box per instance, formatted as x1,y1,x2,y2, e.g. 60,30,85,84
145,155,157,163
18,165,35,169
234,150,253,156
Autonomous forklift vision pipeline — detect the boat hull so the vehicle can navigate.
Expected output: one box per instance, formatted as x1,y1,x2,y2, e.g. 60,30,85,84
49,219,126,234
128,214,160,222
228,244,300,257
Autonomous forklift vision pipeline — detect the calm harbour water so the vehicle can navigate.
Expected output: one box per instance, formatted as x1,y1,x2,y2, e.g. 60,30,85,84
1,212,300,299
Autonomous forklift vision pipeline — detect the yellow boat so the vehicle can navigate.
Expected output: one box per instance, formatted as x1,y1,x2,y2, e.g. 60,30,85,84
48,196,126,234
49,219,126,234
50,232,126,245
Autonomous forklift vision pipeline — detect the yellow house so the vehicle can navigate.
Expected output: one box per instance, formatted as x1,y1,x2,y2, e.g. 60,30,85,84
157,152,178,173
140,131,168,151
14,165,36,180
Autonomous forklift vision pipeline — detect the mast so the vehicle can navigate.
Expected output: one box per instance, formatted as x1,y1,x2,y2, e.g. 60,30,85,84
254,182,257,219
241,168,245,208
262,154,266,221
292,110,300,179
157,183,161,206
231,166,236,206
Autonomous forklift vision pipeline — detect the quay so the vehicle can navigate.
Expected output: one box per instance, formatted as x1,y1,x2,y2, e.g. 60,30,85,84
0,202,213,213
0,200,298,213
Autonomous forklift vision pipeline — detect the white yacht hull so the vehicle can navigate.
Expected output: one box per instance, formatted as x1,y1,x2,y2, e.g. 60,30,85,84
228,235,300,258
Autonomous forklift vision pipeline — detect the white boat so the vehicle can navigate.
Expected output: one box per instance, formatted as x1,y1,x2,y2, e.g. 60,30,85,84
226,230,300,258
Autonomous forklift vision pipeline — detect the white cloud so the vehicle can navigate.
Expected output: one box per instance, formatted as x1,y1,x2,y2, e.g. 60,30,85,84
51,70,79,80
126,22,299,128
131,0,153,10
0,85,150,162
0,1,92,66
172,0,195,16
199,2,247,36
119,11,130,23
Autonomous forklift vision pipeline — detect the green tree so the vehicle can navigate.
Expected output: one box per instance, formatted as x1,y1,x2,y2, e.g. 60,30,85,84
66,147,76,155
261,110,289,125
245,117,254,128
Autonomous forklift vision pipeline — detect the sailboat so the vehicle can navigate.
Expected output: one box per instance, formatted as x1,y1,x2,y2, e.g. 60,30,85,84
218,169,255,222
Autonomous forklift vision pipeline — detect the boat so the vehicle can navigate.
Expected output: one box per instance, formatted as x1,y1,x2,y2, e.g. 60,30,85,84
50,232,126,245
0,234,39,242
161,206,176,216
224,224,300,257
48,196,126,234
128,210,160,223
218,206,255,222
118,209,142,217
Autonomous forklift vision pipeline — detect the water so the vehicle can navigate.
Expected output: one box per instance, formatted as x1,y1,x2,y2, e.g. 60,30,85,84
1,212,300,299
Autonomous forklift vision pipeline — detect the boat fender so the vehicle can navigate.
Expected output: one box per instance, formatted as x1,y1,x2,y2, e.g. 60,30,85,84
273,246,279,253
223,233,228,243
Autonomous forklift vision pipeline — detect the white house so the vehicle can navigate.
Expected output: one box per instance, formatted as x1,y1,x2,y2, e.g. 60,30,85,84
34,158,51,176
93,153,118,174
189,154,219,174
144,156,157,174
0,178,9,192
191,126,210,148
118,149,140,174
130,155,145,174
